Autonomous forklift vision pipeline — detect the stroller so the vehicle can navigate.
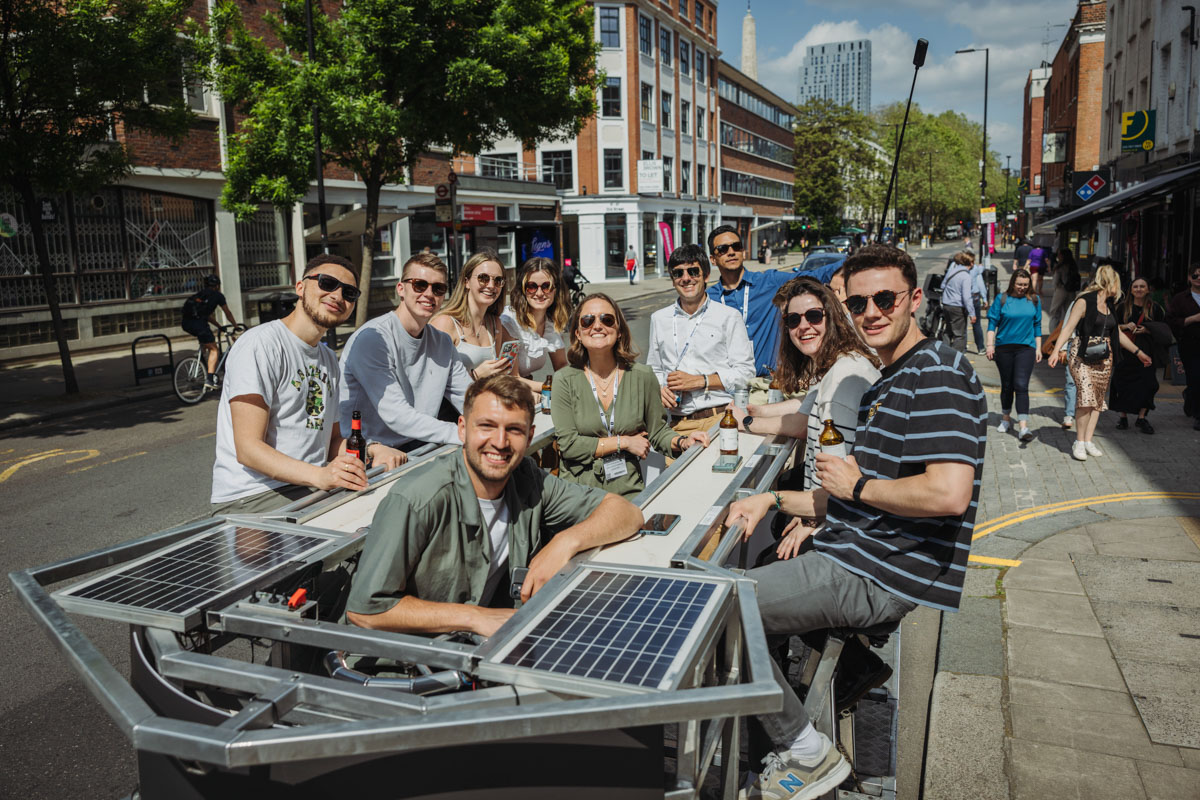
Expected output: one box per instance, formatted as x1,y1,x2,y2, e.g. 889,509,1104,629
918,270,951,345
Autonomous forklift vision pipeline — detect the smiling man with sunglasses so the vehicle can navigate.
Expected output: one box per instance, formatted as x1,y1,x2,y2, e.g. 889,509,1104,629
705,225,795,378
726,244,987,800
339,252,473,450
648,244,755,444
211,254,406,515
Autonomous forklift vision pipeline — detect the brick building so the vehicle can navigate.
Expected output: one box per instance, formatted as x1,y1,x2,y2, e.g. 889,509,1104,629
716,60,797,256
1018,66,1051,235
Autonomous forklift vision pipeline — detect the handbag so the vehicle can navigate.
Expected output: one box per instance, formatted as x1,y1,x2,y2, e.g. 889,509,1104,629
1080,336,1110,363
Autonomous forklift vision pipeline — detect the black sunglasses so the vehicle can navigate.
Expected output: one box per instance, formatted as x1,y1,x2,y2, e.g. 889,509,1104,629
304,273,361,302
579,313,617,329
524,281,555,294
670,266,703,280
475,273,504,287
845,288,913,315
402,278,449,297
712,242,745,256
784,309,825,329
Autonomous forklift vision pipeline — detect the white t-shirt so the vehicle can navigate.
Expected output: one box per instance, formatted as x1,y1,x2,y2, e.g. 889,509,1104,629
796,353,881,490
211,320,343,503
501,309,564,378
477,496,511,605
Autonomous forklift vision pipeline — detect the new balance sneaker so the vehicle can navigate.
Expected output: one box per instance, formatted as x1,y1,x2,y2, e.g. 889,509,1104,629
997,419,1011,434
1018,425,1033,443
742,737,851,800
1084,441,1103,457
1071,441,1087,461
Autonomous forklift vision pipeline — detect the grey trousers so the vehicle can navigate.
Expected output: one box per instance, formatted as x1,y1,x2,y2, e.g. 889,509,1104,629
210,484,313,517
943,305,970,352
746,551,916,760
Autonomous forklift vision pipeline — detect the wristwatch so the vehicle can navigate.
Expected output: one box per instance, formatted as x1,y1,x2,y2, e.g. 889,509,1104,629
743,415,755,433
852,476,871,504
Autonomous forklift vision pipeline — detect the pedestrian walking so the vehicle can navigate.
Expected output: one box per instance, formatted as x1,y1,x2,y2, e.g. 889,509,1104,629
624,245,638,285
1027,244,1047,297
969,254,987,354
1110,278,1165,433
941,252,976,353
1166,264,1200,430
1049,248,1081,330
1014,237,1032,269
1048,265,1153,461
985,269,1042,442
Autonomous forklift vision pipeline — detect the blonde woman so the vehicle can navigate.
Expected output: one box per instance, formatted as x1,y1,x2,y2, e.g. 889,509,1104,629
1048,264,1152,461
430,249,518,379
501,257,569,394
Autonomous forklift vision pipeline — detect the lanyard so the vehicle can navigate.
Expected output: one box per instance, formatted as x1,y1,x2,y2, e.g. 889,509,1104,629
584,367,622,436
719,283,750,321
671,299,710,371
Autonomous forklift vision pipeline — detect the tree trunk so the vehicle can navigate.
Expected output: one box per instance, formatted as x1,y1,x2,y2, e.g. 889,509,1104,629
16,177,78,394
354,177,381,329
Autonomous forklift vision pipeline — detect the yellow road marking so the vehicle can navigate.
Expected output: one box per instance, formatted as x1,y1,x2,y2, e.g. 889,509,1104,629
973,491,1200,541
969,555,1023,567
0,448,60,466
0,448,101,483
68,451,148,474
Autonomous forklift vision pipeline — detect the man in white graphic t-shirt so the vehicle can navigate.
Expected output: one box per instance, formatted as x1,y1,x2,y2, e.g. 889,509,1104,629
210,254,405,515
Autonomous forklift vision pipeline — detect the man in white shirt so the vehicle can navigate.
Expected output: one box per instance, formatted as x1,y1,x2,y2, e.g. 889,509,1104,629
648,244,756,444
211,254,406,515
340,252,474,450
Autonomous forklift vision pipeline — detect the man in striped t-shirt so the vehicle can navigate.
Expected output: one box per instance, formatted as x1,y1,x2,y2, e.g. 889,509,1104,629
728,244,987,800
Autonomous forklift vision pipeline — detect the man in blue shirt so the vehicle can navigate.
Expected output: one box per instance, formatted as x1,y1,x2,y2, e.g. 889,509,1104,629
940,252,976,353
705,225,794,376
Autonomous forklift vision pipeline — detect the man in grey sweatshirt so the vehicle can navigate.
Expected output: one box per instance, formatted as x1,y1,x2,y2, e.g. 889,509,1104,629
339,252,472,450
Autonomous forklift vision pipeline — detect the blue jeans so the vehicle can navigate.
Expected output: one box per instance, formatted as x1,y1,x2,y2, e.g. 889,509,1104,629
1063,342,1077,417
971,294,985,351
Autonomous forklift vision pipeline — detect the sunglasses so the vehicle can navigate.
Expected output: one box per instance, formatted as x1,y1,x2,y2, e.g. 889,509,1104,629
670,266,703,280
304,273,361,302
402,277,449,297
784,309,826,329
524,281,555,295
845,288,913,316
475,273,504,288
579,313,617,329
712,242,745,256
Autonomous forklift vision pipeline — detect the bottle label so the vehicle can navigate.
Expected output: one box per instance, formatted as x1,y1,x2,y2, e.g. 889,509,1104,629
821,442,847,459
719,427,739,452
542,388,551,405
767,389,784,404
346,449,361,460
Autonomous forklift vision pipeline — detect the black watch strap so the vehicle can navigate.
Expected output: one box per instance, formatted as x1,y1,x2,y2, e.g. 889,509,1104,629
852,476,871,504
743,415,754,433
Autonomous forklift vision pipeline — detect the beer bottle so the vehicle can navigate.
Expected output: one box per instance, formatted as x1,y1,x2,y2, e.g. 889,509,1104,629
346,410,367,463
719,408,739,455
818,403,847,458
541,375,552,414
767,370,784,404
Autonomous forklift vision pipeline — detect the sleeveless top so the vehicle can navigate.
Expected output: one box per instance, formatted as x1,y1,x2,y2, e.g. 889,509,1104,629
449,316,498,372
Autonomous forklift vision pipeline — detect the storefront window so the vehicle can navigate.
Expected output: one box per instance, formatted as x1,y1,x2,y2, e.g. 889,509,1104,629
642,213,658,276
604,213,627,279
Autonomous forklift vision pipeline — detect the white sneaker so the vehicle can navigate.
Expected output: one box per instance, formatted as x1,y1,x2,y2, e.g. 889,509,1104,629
1071,441,1087,461
1084,441,1103,457
997,420,1011,434
1018,425,1033,442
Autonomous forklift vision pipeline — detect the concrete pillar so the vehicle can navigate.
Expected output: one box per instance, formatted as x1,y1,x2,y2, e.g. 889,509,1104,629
290,203,307,283
213,207,244,319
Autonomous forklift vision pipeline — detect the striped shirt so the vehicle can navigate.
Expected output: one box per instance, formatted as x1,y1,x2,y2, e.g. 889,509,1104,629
814,339,987,612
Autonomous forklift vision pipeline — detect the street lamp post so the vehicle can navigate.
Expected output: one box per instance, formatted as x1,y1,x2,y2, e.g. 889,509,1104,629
955,47,989,264
1004,154,1011,244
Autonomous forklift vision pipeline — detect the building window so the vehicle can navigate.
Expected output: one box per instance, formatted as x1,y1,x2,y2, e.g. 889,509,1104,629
696,106,705,139
679,41,690,75
680,99,690,134
681,160,690,194
640,82,654,122
601,76,622,117
661,91,672,128
695,49,706,83
721,122,793,163
541,150,574,191
639,15,653,55
480,153,519,179
642,149,655,162
662,156,673,192
679,0,687,16
603,149,623,189
599,7,620,48
696,165,704,196
660,28,672,66
721,169,794,201
694,0,703,27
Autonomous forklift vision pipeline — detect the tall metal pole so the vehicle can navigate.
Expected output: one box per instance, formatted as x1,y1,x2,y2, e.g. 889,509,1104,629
928,151,934,236
1004,154,1011,244
877,40,928,244
304,0,329,255
980,48,989,261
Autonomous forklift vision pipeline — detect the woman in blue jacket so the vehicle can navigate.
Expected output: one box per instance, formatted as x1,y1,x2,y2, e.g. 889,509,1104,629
986,269,1042,441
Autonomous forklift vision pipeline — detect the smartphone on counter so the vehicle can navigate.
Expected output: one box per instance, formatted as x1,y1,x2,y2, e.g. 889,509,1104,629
712,454,743,473
638,513,681,536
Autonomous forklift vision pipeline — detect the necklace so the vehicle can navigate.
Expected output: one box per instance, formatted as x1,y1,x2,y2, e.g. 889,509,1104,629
588,366,617,392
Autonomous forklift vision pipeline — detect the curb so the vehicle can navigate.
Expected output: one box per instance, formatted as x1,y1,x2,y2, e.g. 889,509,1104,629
0,388,175,432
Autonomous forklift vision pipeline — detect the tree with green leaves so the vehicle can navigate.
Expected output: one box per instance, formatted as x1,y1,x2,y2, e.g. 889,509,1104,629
793,98,881,240
197,0,602,328
0,0,195,393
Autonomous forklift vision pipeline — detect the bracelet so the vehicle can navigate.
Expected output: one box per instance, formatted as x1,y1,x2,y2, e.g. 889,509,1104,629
1135,348,1142,356
703,374,710,393
616,435,621,453
769,490,783,510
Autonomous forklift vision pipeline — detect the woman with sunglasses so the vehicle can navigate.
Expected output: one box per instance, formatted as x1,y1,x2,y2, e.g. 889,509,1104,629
552,294,709,499
500,257,569,394
731,277,880,559
430,248,518,379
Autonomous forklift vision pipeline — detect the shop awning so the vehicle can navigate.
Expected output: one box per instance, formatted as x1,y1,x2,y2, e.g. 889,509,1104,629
1032,162,1200,234
304,208,408,242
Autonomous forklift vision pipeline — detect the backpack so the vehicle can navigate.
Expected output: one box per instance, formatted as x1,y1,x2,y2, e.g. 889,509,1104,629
181,291,208,320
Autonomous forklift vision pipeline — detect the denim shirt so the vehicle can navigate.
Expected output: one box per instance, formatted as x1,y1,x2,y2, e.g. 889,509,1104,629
941,265,975,315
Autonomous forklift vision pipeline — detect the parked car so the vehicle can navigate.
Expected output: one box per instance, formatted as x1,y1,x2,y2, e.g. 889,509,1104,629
793,252,846,285
805,244,838,256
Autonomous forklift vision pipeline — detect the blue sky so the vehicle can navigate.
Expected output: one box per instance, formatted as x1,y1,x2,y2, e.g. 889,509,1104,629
718,0,1080,163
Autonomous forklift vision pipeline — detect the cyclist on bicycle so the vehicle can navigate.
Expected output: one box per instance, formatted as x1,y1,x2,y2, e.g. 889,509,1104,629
182,275,239,389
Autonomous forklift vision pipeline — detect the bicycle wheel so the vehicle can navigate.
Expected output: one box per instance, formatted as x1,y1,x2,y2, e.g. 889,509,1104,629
174,357,208,405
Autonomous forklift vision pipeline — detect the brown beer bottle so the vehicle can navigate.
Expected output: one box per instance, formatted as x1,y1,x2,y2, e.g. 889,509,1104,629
767,370,784,404
541,375,552,415
719,408,739,455
346,410,367,463
818,403,847,458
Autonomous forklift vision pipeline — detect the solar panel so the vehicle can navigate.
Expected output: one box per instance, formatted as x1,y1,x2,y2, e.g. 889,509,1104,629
56,522,336,631
478,566,729,693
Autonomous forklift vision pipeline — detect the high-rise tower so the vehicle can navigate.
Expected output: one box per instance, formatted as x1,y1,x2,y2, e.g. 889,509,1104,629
741,2,757,80
797,39,872,113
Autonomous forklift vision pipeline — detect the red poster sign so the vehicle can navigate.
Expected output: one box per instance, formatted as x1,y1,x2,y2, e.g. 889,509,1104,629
461,204,495,222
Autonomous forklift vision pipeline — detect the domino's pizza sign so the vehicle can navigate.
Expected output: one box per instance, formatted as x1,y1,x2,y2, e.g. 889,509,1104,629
1071,169,1112,206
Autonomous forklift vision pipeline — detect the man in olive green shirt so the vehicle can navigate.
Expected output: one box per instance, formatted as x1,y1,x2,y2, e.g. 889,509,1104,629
346,374,644,638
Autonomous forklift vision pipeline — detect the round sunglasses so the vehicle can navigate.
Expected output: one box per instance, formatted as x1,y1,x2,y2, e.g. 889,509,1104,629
579,313,617,329
474,273,504,288
401,277,448,297
524,280,556,295
784,309,825,329
304,273,361,302
845,288,913,316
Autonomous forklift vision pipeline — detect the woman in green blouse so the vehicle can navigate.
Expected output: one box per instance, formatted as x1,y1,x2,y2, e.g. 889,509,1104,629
551,293,710,498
